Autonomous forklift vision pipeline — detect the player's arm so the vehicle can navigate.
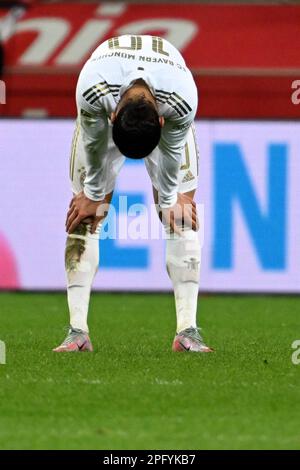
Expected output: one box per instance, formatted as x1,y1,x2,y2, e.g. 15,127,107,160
79,108,108,202
158,118,190,208
66,81,109,234
158,116,197,232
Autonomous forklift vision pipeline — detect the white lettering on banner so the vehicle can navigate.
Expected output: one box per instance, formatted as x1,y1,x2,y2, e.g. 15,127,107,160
56,20,112,65
118,19,198,52
97,3,127,16
11,18,70,64
4,13,197,66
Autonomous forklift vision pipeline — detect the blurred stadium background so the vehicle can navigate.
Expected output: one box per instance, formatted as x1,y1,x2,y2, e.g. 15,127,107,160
0,0,300,451
0,0,299,292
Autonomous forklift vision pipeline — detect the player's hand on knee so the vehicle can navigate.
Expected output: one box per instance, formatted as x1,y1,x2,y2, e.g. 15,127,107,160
176,193,198,231
66,191,108,234
161,193,198,234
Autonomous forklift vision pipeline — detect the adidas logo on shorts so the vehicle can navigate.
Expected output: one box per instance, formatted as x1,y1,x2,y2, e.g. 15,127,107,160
182,170,195,183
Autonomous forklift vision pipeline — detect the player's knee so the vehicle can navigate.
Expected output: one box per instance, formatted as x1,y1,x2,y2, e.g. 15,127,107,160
65,222,100,274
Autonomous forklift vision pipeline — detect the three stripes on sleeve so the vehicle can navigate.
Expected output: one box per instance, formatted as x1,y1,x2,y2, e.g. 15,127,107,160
83,82,192,118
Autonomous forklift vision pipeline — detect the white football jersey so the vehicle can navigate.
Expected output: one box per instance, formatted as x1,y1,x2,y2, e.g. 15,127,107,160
76,35,198,207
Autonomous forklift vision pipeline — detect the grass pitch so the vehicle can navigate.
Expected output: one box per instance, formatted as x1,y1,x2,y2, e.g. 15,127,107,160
0,292,299,450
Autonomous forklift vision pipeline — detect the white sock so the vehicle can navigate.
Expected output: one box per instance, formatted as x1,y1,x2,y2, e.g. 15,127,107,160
65,223,100,333
165,228,201,333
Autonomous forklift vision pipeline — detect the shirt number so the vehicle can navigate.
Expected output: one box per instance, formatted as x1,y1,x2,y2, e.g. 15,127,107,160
108,36,169,56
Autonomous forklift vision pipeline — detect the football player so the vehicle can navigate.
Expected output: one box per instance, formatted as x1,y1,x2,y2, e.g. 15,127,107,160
53,35,213,353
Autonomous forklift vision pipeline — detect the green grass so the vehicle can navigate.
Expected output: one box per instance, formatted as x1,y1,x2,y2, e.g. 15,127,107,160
0,292,299,450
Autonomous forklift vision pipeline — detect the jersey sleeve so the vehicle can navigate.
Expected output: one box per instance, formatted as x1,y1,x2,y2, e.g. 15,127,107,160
76,76,109,202
157,75,198,208
158,113,195,208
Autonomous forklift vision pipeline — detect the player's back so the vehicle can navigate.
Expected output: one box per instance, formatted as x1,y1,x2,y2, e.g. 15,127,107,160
78,35,197,118
91,34,185,66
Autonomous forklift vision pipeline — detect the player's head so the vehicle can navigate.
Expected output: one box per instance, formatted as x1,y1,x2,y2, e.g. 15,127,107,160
112,96,162,159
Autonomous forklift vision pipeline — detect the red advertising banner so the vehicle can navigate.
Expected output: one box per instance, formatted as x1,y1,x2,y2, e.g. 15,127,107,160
1,3,299,118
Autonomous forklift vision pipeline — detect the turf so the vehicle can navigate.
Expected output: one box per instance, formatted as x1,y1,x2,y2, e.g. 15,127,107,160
0,292,299,450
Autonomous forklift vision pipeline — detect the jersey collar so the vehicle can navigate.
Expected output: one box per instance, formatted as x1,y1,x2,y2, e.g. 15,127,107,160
119,70,156,99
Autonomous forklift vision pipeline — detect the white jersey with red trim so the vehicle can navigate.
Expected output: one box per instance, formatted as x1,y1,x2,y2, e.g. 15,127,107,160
76,35,198,207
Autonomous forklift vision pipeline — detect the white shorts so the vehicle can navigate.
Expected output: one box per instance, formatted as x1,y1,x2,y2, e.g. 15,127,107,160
69,123,199,197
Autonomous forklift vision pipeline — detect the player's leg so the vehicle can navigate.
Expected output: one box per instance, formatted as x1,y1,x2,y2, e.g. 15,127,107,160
150,125,212,352
152,186,209,350
54,121,124,352
53,218,104,352
64,191,113,332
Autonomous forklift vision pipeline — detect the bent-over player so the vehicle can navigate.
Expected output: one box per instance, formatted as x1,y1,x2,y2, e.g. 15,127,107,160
54,35,213,353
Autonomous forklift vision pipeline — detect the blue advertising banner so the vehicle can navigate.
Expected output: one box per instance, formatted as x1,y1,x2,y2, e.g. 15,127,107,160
0,120,299,292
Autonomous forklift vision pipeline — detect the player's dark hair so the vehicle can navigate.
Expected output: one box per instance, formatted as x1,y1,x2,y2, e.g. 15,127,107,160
112,98,161,159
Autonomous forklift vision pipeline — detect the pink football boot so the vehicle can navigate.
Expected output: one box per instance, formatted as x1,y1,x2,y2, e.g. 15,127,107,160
172,327,213,353
53,327,93,352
